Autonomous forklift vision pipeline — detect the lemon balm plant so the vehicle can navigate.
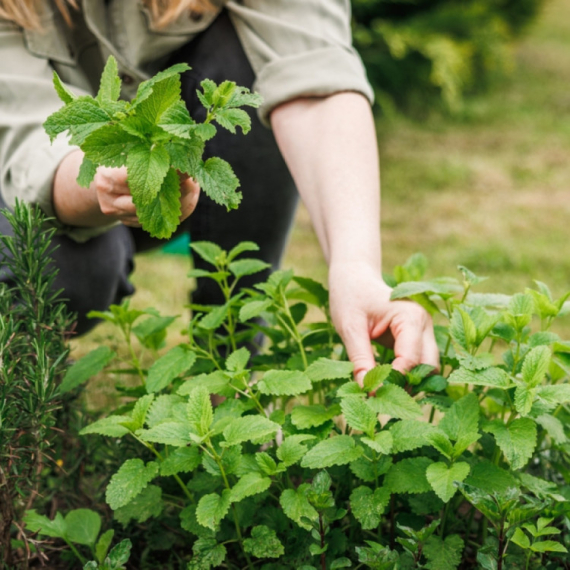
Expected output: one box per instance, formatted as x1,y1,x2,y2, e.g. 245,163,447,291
47,243,570,570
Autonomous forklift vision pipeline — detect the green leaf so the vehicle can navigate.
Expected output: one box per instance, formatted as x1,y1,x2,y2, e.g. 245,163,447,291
423,534,464,570
426,462,470,503
341,396,378,436
107,539,132,567
60,346,116,393
52,70,76,104
44,98,111,144
439,393,479,442
511,527,531,549
350,486,391,529
79,415,130,437
483,418,537,470
450,307,477,351
135,74,181,125
179,371,230,397
300,435,363,469
369,383,422,419
361,431,393,454
106,459,159,510
76,157,98,188
447,367,511,389
95,529,114,564
239,299,273,322
82,125,138,168
96,55,121,103
391,280,462,300
280,485,318,530
160,447,201,476
187,386,214,438
514,384,537,416
214,107,251,134
223,416,279,446
228,258,270,278
229,472,271,503
530,540,568,553
385,457,433,494
196,490,232,530
189,538,227,568
537,384,570,409
126,142,170,206
535,413,567,445
276,434,316,466
139,421,193,446
135,166,181,239
426,430,454,459
146,346,196,393
24,510,67,539
243,525,284,559
464,461,518,494
196,157,241,210
305,358,354,383
522,346,551,387
390,420,435,453
257,370,312,396
157,100,195,138
114,484,162,525
226,347,250,373
146,394,184,427
290,404,341,429
129,394,155,431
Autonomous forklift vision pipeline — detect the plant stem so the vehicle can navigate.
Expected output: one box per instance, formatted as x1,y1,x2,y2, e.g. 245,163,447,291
319,512,327,570
64,539,87,565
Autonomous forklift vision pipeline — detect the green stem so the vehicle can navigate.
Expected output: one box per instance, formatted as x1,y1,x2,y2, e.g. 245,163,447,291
64,539,87,565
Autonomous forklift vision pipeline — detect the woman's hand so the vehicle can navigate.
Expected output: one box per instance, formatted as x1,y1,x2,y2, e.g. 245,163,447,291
329,262,440,386
53,149,200,228
94,166,200,227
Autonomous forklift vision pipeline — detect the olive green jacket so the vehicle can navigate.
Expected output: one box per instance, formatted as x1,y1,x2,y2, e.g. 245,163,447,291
0,0,373,241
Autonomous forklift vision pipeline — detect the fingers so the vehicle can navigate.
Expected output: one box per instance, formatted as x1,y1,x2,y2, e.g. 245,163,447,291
338,318,377,387
179,177,200,222
386,303,439,374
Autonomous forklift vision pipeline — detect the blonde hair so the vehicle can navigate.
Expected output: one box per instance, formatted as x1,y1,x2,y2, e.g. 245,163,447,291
0,0,214,30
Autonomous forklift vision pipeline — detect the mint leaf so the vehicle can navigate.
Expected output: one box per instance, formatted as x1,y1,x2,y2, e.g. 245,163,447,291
77,157,97,188
24,510,67,539
369,383,422,419
160,447,201,477
385,457,433,494
341,395,378,436
424,534,464,570
439,393,479,442
187,386,214,438
139,421,193,447
82,125,139,168
223,416,279,446
277,434,316,466
196,157,241,210
522,346,551,387
196,490,232,530
363,364,392,393
135,74,182,125
447,366,511,389
52,71,77,104
228,258,270,279
483,418,537,470
63,509,101,547
361,431,393,454
106,459,159,510
350,486,391,529
305,358,354,382
146,345,196,393
44,98,111,144
257,370,312,396
96,55,121,104
229,472,271,503
280,485,318,530
243,526,284,559
114,485,163,526
136,167,182,239
158,100,196,138
390,419,435,453
291,404,340,429
60,346,116,394
426,462,470,503
126,142,170,207
300,435,363,469
214,107,251,134
79,415,130,438
165,138,204,176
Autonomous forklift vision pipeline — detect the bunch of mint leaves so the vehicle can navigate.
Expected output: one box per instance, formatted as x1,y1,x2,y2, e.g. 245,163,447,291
44,56,262,239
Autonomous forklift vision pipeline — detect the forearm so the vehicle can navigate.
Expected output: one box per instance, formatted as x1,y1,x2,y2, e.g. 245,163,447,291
270,92,382,273
51,150,111,227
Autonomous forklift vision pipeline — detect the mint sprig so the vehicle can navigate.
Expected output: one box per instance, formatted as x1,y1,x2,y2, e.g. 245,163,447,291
44,56,262,239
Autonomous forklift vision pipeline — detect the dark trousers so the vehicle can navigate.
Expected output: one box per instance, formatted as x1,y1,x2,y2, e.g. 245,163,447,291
0,11,298,335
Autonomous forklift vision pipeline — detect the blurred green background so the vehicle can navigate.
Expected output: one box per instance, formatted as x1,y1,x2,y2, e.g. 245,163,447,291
74,0,570,367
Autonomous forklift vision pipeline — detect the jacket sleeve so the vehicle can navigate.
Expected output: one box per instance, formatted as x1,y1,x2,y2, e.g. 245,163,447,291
226,0,374,126
0,20,111,242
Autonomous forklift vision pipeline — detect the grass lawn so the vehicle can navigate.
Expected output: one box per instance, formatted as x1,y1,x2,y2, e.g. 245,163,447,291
73,0,570,389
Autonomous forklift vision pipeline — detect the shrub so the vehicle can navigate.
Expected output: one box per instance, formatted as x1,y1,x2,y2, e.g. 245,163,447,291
352,0,545,114
39,242,570,569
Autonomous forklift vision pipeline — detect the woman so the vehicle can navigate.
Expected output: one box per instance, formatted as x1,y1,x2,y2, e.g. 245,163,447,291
0,0,439,381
